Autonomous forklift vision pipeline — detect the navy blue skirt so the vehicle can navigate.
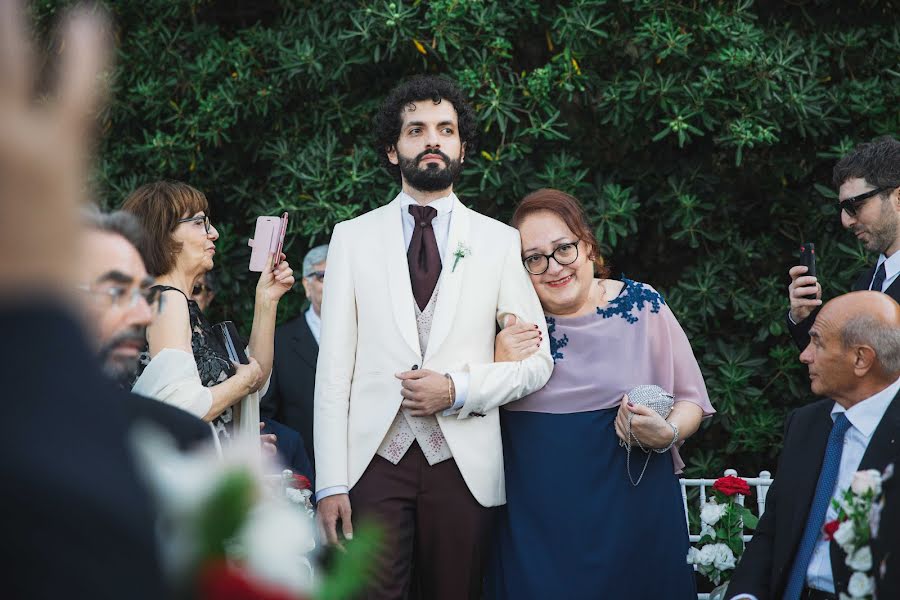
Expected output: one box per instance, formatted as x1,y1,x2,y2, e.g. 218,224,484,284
486,408,696,600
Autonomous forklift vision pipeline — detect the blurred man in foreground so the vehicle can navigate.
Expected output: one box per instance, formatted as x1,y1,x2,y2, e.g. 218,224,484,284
0,3,168,597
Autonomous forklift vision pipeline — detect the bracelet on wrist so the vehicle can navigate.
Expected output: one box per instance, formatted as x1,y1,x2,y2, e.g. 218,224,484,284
443,373,455,409
654,422,679,453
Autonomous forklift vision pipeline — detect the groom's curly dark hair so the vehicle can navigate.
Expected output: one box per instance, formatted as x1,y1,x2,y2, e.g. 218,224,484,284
373,75,478,181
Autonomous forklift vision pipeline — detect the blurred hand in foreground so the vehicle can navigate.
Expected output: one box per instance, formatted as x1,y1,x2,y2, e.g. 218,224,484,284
0,1,110,299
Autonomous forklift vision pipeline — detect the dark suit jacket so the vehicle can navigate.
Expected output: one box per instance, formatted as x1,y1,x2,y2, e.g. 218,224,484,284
788,265,900,350
124,391,212,451
727,392,900,600
261,313,317,470
0,303,167,599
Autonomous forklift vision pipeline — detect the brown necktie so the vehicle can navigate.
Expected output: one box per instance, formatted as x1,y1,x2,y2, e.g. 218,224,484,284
407,204,441,310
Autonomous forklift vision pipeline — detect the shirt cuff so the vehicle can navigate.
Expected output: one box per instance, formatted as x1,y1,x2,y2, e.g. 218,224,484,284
787,309,798,325
315,485,348,502
441,371,468,416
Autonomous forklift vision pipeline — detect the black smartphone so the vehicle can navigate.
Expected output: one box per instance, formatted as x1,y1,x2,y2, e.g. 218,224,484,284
214,321,250,365
799,242,816,278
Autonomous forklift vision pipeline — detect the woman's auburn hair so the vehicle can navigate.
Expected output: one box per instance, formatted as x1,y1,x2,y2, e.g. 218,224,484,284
511,188,610,279
121,180,209,277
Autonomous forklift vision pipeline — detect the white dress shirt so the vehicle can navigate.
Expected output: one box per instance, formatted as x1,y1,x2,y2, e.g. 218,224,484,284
304,306,321,345
869,251,900,291
729,377,900,600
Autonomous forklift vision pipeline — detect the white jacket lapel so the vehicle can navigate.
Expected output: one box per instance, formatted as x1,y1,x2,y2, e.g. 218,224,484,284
382,197,422,358
425,198,471,363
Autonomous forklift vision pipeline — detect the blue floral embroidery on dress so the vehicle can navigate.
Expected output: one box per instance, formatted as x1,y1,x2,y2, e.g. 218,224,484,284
596,278,665,324
545,316,569,363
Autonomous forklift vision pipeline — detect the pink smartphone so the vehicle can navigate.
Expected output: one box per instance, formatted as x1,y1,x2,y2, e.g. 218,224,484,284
248,212,288,272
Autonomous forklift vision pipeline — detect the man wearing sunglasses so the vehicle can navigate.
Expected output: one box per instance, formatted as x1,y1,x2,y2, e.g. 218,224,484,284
788,136,900,350
262,244,328,475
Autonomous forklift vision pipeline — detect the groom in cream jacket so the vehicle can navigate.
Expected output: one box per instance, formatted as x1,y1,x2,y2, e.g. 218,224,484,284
314,76,552,599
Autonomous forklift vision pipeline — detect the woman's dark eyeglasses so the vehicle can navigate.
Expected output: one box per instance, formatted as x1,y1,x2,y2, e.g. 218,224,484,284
522,241,580,275
177,215,211,234
839,186,895,217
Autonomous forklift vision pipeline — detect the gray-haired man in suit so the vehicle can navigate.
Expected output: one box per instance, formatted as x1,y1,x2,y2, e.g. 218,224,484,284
261,244,328,473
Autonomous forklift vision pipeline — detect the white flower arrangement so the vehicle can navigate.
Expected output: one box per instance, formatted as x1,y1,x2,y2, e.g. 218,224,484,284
825,467,890,600
452,241,470,272
686,478,758,587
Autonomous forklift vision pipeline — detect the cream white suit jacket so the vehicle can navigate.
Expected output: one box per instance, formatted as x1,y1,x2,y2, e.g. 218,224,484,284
313,195,553,507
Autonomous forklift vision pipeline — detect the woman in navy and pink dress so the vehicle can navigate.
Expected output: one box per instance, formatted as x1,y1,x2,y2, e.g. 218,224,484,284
486,188,715,600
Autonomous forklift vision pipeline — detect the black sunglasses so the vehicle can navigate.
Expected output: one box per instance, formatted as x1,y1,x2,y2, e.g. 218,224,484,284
839,186,895,217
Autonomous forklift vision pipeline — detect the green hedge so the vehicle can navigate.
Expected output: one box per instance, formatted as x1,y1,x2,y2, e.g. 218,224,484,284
35,0,900,476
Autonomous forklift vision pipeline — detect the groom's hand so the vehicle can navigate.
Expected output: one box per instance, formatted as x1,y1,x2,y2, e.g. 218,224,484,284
396,369,454,416
316,493,353,550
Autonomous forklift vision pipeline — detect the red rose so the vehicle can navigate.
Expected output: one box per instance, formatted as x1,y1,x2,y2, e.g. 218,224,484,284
291,474,311,490
713,475,751,497
198,560,304,600
822,519,841,541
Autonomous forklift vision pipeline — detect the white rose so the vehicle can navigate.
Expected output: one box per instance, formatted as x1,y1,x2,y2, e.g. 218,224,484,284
239,500,316,594
701,501,728,526
687,546,701,565
712,543,736,571
845,545,873,572
833,520,856,551
700,522,716,540
698,544,718,566
851,469,883,496
847,571,874,598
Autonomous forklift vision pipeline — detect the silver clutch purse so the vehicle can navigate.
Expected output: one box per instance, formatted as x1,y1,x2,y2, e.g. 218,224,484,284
623,385,674,486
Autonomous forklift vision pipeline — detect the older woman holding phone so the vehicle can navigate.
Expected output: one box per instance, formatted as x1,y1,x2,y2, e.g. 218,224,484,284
486,189,715,599
123,180,294,444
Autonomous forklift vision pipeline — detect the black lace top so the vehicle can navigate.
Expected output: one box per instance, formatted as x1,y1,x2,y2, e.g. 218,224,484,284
137,285,237,441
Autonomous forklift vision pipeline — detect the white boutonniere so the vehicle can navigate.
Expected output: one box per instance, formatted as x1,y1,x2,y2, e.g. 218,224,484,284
452,242,470,272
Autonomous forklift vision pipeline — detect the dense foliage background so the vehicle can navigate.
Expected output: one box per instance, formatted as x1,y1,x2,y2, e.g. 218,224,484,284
34,0,899,477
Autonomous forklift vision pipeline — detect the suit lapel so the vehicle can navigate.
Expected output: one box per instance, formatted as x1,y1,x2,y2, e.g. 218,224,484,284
424,198,471,363
383,197,422,358
290,317,318,369
851,265,876,292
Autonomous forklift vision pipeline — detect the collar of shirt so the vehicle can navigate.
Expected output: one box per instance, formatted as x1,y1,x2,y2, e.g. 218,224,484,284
830,376,900,438
874,252,900,291
397,191,457,262
305,306,321,345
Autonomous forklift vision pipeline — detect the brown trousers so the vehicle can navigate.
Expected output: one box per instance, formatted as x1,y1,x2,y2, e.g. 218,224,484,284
349,443,493,600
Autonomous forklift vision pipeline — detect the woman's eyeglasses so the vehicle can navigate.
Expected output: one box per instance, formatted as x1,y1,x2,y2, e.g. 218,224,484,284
522,241,580,275
839,186,895,217
177,214,211,234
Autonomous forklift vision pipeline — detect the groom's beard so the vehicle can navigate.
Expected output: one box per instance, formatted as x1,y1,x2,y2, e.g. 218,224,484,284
398,149,462,193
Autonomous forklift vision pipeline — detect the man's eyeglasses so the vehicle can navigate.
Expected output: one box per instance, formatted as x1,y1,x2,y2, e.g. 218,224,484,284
78,284,161,311
522,241,580,275
177,214,212,234
305,271,325,282
839,186,895,217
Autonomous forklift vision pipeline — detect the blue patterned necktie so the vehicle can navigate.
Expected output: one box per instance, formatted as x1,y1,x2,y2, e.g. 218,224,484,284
871,262,887,292
783,413,852,600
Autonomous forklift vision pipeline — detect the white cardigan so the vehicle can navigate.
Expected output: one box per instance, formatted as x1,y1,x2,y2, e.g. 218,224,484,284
132,347,264,453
